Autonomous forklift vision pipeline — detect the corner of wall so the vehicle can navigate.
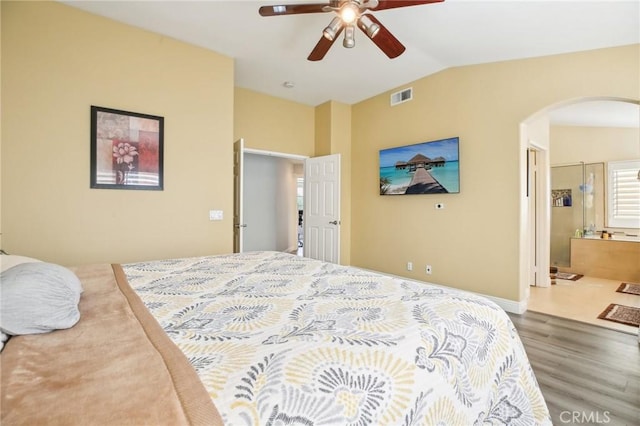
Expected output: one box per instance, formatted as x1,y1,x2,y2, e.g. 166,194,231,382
313,100,353,265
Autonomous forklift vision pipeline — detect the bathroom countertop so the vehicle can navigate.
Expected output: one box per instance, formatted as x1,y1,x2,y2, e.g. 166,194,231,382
575,234,640,242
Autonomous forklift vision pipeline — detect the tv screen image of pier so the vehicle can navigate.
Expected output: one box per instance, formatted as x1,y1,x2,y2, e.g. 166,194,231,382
379,137,460,195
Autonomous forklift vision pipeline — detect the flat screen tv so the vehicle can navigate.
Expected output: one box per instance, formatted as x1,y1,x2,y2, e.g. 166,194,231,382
379,137,459,195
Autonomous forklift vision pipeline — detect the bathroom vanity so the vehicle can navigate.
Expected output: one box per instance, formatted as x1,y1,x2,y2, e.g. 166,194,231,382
570,236,640,282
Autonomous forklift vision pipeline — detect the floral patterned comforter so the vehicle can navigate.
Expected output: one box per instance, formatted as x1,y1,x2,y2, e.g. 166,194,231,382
124,251,550,425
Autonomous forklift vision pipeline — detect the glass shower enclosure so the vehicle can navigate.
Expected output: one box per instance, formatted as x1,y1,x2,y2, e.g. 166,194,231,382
550,162,604,267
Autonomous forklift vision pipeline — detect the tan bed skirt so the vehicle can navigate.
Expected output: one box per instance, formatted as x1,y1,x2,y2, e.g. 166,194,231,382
1,264,222,426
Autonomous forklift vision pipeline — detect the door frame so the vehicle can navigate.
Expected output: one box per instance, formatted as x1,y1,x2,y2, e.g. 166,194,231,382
233,139,244,253
528,143,551,288
234,146,308,253
519,119,551,307
244,148,308,162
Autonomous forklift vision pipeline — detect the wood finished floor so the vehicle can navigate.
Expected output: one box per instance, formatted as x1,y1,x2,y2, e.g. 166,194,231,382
509,310,640,426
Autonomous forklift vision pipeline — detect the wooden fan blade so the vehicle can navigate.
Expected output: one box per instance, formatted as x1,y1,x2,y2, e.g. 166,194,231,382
357,14,405,59
307,27,343,61
259,3,330,17
370,0,444,11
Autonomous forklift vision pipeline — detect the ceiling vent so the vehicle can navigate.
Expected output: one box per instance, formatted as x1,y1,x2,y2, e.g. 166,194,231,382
390,87,413,106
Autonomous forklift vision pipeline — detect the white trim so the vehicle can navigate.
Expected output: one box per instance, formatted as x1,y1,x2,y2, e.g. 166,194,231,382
534,144,551,288
357,267,528,314
520,118,552,297
243,147,308,161
485,294,528,314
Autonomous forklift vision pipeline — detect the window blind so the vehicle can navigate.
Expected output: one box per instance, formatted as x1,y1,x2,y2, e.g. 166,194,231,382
608,160,640,229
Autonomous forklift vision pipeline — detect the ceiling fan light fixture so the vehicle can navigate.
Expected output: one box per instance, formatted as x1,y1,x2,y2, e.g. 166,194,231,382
343,25,356,48
359,14,380,38
340,3,359,24
323,16,343,41
259,0,436,61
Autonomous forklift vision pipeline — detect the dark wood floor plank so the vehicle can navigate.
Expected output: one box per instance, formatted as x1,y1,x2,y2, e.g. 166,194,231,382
509,311,640,425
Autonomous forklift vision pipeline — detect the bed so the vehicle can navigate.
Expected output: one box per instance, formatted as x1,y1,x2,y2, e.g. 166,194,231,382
1,251,550,425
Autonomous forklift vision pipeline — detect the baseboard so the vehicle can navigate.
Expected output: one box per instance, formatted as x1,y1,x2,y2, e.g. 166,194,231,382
357,267,528,314
482,294,528,314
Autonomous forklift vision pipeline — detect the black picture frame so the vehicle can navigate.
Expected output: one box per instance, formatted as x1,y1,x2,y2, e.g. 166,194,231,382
90,106,164,190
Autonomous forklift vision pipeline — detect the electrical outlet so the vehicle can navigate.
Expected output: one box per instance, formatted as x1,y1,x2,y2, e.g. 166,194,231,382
426,265,432,274
407,262,413,271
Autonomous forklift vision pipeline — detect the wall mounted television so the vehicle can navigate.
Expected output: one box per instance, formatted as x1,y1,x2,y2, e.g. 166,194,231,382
379,137,460,195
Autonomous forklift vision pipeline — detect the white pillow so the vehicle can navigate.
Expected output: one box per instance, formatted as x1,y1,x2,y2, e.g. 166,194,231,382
0,262,83,335
0,254,42,272
0,332,8,352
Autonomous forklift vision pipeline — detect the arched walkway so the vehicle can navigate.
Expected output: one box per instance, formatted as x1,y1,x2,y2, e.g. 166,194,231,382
519,96,640,305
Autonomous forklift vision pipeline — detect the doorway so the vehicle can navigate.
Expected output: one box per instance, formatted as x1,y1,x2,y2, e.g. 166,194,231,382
233,144,342,264
243,152,304,253
521,98,640,331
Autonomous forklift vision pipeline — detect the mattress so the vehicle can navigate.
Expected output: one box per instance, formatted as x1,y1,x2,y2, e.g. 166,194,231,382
0,263,222,426
124,251,550,425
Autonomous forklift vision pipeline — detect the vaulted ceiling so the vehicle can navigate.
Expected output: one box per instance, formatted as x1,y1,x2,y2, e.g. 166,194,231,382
62,0,639,108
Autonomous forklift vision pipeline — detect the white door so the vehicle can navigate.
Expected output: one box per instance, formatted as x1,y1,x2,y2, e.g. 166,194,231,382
233,139,245,253
304,154,341,263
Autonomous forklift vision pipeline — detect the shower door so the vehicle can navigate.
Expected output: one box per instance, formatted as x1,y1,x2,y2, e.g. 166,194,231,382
550,162,604,267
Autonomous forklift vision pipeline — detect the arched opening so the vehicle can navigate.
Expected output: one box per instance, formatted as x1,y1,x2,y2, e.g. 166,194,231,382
519,97,640,315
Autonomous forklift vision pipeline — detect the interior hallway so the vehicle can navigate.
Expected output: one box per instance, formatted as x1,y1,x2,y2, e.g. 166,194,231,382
528,275,640,334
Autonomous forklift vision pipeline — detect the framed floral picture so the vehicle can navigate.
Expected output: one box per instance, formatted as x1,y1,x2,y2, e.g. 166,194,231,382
90,106,164,190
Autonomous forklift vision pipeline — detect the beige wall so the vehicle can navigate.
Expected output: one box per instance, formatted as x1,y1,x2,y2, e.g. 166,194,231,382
3,1,638,305
235,93,353,264
314,101,352,265
314,102,332,157
550,125,640,165
351,45,639,301
1,1,234,265
234,87,315,156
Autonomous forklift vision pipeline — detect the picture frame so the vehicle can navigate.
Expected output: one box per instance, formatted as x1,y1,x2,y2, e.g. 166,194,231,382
90,106,164,190
551,189,572,207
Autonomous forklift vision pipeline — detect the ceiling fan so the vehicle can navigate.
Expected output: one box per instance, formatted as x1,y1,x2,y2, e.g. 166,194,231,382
259,0,444,61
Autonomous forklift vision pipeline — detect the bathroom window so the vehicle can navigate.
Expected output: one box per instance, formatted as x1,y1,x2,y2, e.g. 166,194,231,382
607,160,640,229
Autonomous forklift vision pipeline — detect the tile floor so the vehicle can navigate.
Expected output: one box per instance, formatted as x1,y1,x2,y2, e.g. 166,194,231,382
528,275,640,334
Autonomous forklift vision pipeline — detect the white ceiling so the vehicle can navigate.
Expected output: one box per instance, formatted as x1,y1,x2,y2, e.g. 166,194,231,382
61,0,639,108
548,100,640,128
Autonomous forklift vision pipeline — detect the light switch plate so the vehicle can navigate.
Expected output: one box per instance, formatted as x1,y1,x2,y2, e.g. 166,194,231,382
209,210,223,221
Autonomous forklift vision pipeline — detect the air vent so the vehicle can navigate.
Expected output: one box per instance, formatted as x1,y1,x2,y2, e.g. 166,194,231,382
390,87,413,106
